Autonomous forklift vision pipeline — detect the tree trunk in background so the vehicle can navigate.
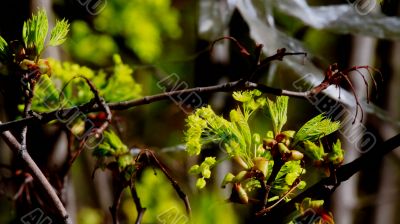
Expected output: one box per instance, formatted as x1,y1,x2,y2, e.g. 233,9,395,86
333,35,377,224
374,13,400,223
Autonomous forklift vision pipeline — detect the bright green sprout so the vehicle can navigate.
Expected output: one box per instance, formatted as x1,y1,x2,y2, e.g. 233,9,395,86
22,9,70,58
29,54,142,112
23,9,48,56
0,36,8,60
93,130,132,170
265,96,288,135
293,114,340,146
49,19,70,46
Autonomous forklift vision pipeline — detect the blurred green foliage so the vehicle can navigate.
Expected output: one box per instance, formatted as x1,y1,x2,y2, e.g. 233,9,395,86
77,207,104,224
29,54,141,112
68,21,117,65
68,0,181,65
122,168,238,224
122,168,187,223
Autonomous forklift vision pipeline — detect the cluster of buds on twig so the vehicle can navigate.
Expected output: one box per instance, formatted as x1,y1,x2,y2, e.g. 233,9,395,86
263,131,304,162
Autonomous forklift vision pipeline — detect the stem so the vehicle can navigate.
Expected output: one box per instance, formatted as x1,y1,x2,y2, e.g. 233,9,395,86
0,126,71,223
109,183,124,224
256,179,302,216
130,183,146,224
262,159,284,207
0,80,311,133
142,150,192,217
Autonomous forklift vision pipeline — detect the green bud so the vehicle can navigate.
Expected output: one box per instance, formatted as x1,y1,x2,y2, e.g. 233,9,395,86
256,144,265,156
289,150,304,161
37,59,51,76
19,59,35,70
266,131,274,139
277,142,290,155
236,184,249,204
234,170,248,182
253,133,261,145
221,172,235,188
253,157,269,177
188,165,200,174
196,178,206,189
234,156,249,169
201,169,211,179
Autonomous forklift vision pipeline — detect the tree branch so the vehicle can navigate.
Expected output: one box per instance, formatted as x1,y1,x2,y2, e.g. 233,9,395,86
0,122,71,223
255,133,400,223
0,80,310,133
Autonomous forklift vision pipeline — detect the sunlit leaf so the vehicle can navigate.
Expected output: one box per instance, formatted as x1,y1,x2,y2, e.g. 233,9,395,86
49,19,69,46
265,96,289,135
23,9,48,56
0,35,8,60
293,114,340,145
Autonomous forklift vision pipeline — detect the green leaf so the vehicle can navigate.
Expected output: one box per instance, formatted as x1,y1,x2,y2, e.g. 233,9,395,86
94,131,128,157
117,155,132,169
265,96,289,135
221,173,235,187
272,161,303,196
0,35,8,60
92,143,113,157
23,9,48,56
230,108,252,150
49,19,70,46
285,172,298,185
301,140,325,161
293,114,340,145
328,139,344,165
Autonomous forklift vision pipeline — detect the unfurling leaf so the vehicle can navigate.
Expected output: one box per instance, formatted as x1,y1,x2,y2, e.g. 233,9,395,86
221,173,235,187
293,114,340,145
49,19,70,46
301,140,325,161
23,9,48,56
265,96,289,135
0,35,8,60
328,139,344,166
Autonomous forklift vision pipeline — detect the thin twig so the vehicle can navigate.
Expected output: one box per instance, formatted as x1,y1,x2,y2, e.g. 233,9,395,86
109,183,124,224
256,178,302,216
130,182,146,224
75,75,112,135
139,150,192,217
261,159,284,208
0,124,71,223
0,80,310,133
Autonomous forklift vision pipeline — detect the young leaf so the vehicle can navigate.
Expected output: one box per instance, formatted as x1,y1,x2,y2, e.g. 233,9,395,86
293,114,340,145
328,139,344,166
93,131,128,157
230,108,252,150
23,9,48,56
300,140,325,161
265,96,289,135
49,19,70,46
0,35,8,60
